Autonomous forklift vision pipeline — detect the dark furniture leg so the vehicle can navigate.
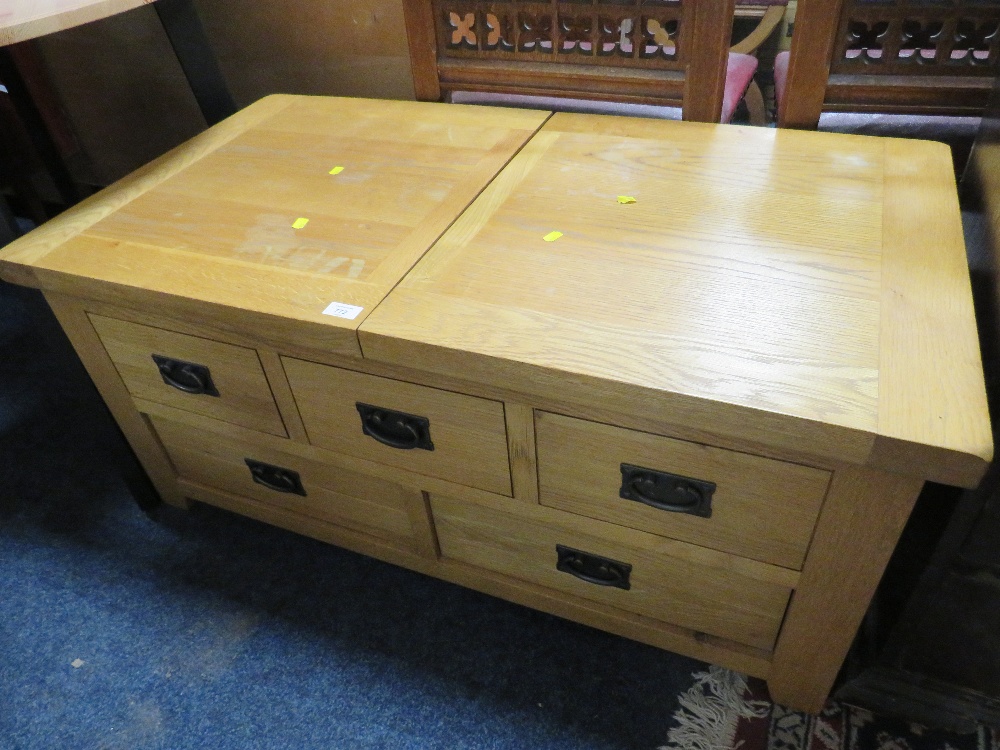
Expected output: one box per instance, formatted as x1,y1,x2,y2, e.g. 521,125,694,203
154,0,237,126
0,46,83,207
0,195,19,246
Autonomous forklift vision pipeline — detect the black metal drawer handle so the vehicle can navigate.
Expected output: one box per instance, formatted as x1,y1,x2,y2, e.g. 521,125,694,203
244,458,307,496
619,463,715,518
152,354,219,397
356,402,434,451
556,544,632,591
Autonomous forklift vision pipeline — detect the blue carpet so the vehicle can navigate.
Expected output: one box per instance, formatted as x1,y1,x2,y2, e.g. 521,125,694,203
0,280,704,750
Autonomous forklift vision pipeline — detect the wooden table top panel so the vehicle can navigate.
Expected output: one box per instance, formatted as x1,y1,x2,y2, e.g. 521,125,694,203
0,0,154,46
0,95,550,354
360,113,990,483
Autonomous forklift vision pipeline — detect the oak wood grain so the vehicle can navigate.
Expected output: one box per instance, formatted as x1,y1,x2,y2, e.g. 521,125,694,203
360,114,886,462
870,138,993,487
282,356,512,496
134,396,515,508
180,479,774,678
407,491,441,560
0,95,292,286
432,493,794,650
153,414,420,547
256,347,309,443
536,411,829,569
44,293,187,508
768,466,924,712
505,402,539,504
83,295,867,470
90,313,287,436
0,96,549,352
361,112,991,484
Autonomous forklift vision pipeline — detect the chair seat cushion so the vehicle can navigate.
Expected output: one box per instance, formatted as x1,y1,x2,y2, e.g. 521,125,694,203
723,52,759,123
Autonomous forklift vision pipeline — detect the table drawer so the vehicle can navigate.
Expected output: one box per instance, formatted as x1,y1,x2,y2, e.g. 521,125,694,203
283,357,511,496
90,314,286,436
151,415,421,548
431,494,793,650
536,412,830,569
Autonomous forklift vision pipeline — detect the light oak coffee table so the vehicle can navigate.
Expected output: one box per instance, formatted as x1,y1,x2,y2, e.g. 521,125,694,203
0,95,989,712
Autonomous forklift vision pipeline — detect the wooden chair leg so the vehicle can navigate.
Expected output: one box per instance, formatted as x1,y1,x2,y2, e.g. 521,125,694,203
744,79,766,126
732,5,786,55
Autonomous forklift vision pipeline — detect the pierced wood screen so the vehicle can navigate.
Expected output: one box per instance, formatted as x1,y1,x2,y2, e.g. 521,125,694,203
432,0,694,70
832,0,1000,75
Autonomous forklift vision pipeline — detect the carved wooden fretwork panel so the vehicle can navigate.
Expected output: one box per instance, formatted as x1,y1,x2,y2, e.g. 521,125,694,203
434,1,690,69
833,0,1000,74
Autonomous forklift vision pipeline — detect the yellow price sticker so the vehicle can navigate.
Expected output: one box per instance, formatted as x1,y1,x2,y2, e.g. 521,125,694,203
292,217,309,229
617,196,637,204
543,231,563,242
329,166,345,175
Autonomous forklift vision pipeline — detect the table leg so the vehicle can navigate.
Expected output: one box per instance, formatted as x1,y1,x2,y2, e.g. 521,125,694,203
154,0,237,127
0,194,20,246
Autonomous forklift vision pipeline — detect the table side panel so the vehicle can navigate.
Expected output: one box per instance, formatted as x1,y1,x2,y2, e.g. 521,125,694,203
872,138,993,487
43,292,187,508
769,466,925,712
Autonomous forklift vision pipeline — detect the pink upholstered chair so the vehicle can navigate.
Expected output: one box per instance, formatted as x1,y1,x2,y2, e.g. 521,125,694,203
776,0,999,128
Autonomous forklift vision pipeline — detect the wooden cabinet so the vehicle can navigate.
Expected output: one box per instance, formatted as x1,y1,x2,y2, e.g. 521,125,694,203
0,95,990,715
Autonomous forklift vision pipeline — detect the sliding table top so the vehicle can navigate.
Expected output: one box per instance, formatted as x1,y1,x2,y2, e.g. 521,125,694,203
359,112,992,486
0,95,548,355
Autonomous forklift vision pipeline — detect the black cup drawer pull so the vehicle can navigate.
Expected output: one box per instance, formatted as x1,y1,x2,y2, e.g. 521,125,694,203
556,545,632,591
244,459,307,496
619,463,715,518
152,354,219,397
356,402,434,451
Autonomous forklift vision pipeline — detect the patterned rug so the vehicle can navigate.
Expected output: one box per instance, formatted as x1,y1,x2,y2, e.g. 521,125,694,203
661,667,1000,750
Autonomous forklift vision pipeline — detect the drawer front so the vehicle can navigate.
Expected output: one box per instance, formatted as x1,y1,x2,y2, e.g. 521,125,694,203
431,495,792,650
536,412,830,569
283,357,511,496
151,415,421,548
91,314,286,436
